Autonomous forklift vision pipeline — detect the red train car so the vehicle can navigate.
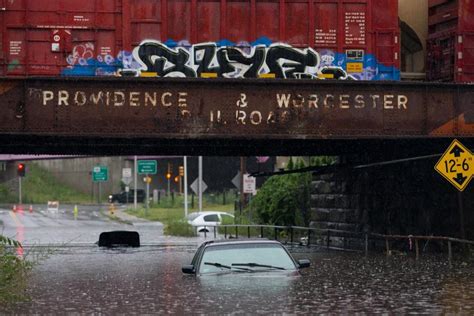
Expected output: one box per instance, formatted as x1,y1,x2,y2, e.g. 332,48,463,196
0,0,400,80
427,0,474,82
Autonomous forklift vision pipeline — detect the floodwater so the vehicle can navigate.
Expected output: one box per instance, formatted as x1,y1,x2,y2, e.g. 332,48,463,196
2,243,474,314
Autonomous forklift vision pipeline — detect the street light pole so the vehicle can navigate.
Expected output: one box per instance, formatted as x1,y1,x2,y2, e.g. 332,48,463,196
145,173,149,215
198,156,203,213
240,157,246,220
184,156,188,217
18,176,22,205
134,156,137,210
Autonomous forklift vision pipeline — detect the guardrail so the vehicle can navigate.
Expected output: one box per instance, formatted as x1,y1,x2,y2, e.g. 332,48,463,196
197,224,474,262
371,233,474,261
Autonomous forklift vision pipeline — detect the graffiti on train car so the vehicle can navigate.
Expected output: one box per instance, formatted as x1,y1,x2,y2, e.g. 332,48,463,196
62,37,398,80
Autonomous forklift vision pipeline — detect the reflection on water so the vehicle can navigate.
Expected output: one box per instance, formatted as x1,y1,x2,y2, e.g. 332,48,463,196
15,212,24,258
1,244,473,314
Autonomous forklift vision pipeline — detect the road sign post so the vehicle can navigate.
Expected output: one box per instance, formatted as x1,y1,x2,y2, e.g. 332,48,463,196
184,156,188,217
434,139,473,191
122,168,132,207
137,161,156,212
92,166,108,206
435,139,473,242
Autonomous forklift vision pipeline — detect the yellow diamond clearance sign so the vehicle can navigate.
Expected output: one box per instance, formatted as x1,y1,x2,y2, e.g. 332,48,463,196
434,139,474,191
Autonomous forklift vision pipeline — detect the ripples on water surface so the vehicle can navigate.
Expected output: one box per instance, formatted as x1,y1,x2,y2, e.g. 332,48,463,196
2,244,473,314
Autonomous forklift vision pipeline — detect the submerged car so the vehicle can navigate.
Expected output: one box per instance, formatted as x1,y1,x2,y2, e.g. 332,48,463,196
108,189,145,203
186,211,234,232
182,239,310,276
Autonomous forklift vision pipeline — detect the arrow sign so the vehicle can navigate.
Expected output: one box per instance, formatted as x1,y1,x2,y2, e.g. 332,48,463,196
449,145,465,158
453,173,467,186
434,139,474,191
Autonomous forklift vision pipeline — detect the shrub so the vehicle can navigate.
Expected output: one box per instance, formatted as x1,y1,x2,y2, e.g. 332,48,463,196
0,185,15,204
249,172,310,226
0,236,33,304
164,219,197,237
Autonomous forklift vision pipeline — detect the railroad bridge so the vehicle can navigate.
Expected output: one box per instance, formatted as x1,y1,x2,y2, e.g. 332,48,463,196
0,77,472,154
0,77,473,239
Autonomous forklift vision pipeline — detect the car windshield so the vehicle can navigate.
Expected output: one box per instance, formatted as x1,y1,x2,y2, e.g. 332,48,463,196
198,243,297,274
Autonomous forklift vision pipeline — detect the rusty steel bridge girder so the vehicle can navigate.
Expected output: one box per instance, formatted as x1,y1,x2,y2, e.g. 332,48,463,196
0,77,472,155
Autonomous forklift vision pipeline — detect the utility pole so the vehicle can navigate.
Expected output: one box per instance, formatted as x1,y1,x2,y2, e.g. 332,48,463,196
145,174,150,215
458,192,465,240
240,157,246,219
134,156,137,210
184,156,188,217
198,156,203,213
18,176,22,205
167,162,171,196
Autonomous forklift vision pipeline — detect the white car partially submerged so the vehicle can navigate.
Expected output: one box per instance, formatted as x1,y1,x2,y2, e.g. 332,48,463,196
186,211,234,233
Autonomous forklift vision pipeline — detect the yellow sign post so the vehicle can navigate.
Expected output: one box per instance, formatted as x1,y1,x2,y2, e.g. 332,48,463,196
434,139,474,191
73,205,78,220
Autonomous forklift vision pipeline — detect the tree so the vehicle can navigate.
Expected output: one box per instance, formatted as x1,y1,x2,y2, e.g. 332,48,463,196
250,167,311,226
249,156,335,226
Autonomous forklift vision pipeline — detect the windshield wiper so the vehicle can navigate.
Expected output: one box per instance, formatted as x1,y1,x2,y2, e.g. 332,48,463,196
231,263,286,270
204,262,232,269
204,262,253,272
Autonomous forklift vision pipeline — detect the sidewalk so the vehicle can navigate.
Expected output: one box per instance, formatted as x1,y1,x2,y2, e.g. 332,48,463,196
112,208,149,223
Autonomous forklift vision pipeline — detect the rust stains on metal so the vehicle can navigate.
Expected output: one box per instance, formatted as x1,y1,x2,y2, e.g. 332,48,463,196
0,78,473,140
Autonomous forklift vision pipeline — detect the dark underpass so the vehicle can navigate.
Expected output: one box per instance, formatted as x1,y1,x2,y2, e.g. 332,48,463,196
1,77,473,239
0,77,473,314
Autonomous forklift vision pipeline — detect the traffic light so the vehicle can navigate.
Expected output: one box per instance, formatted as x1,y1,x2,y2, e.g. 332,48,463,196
17,163,25,177
174,176,179,183
179,166,184,176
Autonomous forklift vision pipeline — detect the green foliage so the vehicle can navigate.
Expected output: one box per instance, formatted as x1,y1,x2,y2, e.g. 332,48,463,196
0,185,16,203
220,214,235,225
164,219,196,237
127,192,235,236
0,236,22,248
21,163,90,204
148,191,234,209
150,193,182,209
287,157,295,170
250,171,311,226
249,156,336,226
0,236,33,304
310,156,336,166
126,192,234,224
127,206,184,222
297,159,306,169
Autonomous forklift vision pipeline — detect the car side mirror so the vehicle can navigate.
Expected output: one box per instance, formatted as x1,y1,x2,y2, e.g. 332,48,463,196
182,265,195,274
297,259,311,269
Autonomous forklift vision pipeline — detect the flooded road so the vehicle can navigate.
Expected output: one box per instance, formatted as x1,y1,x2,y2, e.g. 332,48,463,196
2,243,473,314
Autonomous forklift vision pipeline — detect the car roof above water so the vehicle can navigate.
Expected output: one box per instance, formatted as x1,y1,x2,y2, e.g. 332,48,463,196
201,239,282,248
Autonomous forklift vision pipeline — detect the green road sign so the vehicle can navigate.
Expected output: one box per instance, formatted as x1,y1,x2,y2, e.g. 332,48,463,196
92,166,108,182
138,160,157,174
